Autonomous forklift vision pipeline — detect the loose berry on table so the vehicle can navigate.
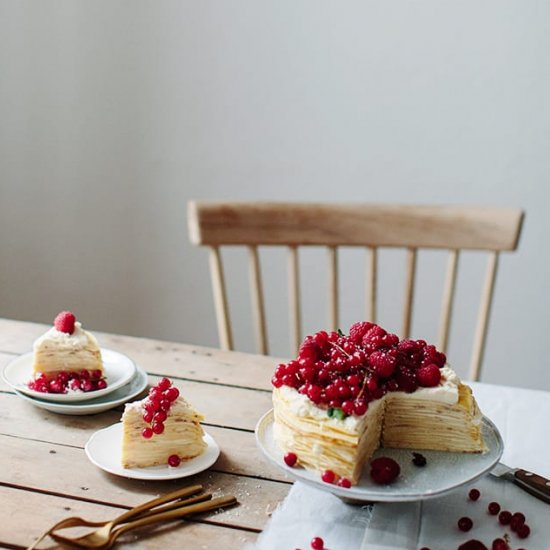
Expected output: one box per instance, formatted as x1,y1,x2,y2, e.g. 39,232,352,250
310,537,324,550
487,501,501,515
457,516,473,532
498,510,512,525
468,488,481,501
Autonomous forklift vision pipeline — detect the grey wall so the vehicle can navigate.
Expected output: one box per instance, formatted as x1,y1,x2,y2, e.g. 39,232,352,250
1,1,548,389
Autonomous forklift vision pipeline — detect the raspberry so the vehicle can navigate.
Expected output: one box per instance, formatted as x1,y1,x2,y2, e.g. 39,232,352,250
54,311,76,334
361,325,387,348
416,364,441,387
395,367,418,393
421,344,446,368
349,322,375,343
299,338,321,362
370,457,400,484
368,350,397,378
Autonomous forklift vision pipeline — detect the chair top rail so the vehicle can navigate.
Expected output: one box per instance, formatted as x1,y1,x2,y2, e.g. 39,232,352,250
188,201,524,251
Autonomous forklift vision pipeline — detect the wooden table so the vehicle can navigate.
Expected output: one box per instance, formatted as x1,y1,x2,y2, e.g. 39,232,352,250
0,318,291,549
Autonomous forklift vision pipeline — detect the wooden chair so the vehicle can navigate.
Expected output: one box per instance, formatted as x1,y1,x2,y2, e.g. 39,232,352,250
188,201,524,381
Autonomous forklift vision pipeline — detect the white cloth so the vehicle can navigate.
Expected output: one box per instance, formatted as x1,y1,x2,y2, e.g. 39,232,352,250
249,383,550,550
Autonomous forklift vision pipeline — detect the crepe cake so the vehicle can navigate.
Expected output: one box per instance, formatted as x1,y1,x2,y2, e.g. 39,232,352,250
29,311,106,393
121,377,207,469
271,322,486,485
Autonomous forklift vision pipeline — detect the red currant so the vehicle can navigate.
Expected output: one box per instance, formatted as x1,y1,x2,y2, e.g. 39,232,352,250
284,452,298,467
337,477,352,488
152,421,165,434
158,377,171,391
310,537,324,549
498,510,512,525
468,488,480,501
168,454,181,467
142,427,153,439
321,470,336,484
457,516,473,532
487,501,501,515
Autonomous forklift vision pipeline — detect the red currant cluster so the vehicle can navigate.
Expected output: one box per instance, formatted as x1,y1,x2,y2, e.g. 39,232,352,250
28,369,106,393
141,377,180,439
272,322,446,417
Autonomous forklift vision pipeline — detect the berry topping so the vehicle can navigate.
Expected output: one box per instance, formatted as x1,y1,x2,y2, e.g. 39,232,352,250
370,457,400,484
412,452,427,467
457,516,473,532
284,452,298,467
487,501,501,515
416,364,441,387
54,311,76,334
272,322,447,413
468,488,481,501
310,537,324,550
152,421,165,434
168,454,181,467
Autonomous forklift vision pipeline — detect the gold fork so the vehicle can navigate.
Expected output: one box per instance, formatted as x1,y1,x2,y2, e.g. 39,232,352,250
49,495,238,549
27,484,204,550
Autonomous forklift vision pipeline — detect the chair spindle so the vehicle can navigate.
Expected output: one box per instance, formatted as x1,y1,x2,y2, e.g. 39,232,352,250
402,247,417,339
328,246,339,332
247,245,268,355
208,246,233,351
366,247,378,323
438,249,460,354
288,246,302,355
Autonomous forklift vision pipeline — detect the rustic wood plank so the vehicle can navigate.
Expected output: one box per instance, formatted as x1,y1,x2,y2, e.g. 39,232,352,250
0,485,258,549
0,318,280,391
188,201,524,250
0,435,289,533
0,377,272,438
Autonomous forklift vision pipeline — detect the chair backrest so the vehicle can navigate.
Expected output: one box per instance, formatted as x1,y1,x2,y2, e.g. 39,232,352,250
188,201,524,381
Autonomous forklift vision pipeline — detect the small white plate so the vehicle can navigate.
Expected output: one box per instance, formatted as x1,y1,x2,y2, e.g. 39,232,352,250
85,422,220,480
256,409,504,502
2,348,136,402
13,366,149,415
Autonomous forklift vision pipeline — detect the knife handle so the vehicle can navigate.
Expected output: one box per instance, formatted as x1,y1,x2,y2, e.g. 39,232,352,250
514,469,550,504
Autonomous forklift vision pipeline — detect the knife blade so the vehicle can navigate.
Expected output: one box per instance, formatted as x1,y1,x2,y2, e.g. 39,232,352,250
490,462,550,504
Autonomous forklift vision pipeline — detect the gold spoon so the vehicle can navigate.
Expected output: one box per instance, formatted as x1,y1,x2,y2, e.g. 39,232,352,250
27,484,204,550
49,495,238,549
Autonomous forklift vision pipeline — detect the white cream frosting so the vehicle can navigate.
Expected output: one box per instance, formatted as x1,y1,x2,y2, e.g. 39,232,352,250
33,321,95,350
276,365,460,430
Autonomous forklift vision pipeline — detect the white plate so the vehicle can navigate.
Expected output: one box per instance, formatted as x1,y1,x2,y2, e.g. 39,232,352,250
2,349,136,402
255,409,504,502
85,422,220,480
13,366,149,415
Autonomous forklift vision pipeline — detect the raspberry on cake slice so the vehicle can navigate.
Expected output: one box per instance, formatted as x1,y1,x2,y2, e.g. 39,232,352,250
271,322,486,485
29,311,105,394
121,378,207,469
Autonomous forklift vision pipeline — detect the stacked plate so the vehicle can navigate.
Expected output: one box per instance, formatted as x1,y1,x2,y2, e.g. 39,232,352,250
2,349,148,415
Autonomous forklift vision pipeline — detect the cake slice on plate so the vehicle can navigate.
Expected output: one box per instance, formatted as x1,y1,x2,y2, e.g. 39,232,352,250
29,311,105,393
121,377,207,469
272,322,486,485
